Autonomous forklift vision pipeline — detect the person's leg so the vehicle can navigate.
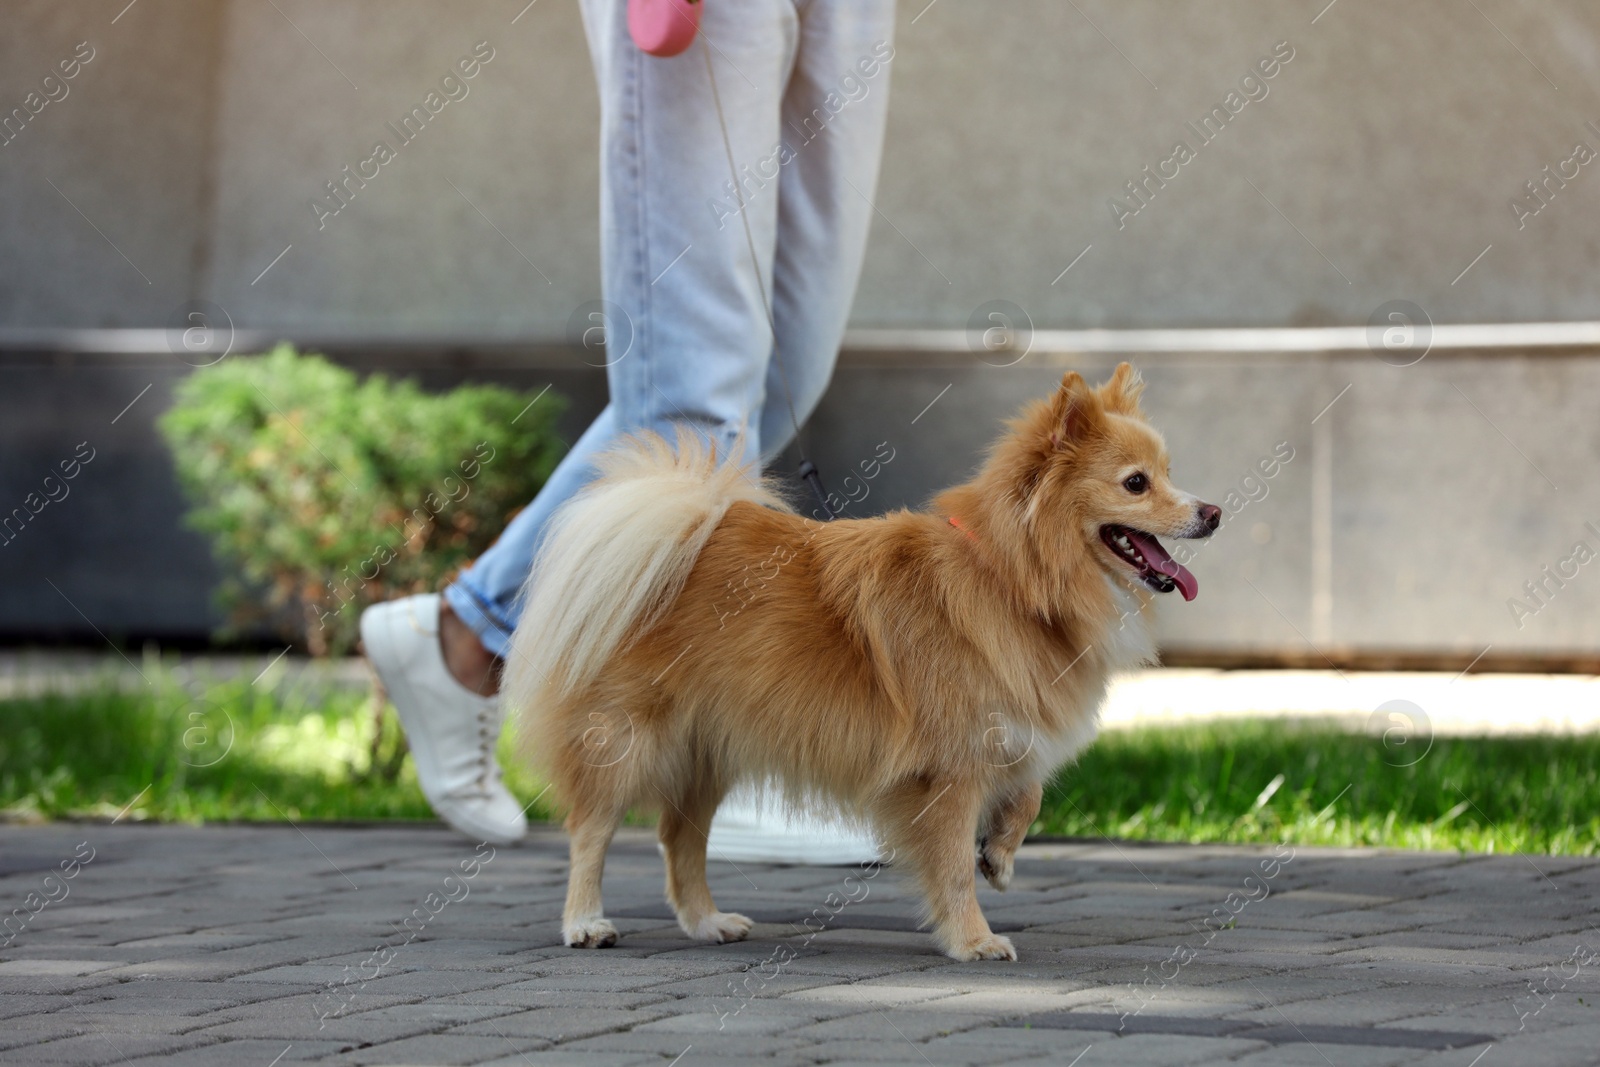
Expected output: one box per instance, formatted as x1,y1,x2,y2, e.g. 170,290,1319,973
443,405,621,663
581,0,799,467
367,2,801,846
442,0,803,671
452,1,895,671
757,0,897,464
706,0,897,865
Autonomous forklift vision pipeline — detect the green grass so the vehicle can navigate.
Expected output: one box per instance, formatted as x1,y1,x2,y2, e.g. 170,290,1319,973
4,671,1598,855
0,668,553,825
1039,720,1600,855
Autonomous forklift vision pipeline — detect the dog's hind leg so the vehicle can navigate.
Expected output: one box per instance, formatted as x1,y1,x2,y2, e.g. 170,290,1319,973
876,777,1016,962
659,774,751,944
562,796,625,948
978,780,1043,891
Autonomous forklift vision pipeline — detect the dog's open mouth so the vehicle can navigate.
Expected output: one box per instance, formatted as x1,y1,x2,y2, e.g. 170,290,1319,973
1099,525,1199,602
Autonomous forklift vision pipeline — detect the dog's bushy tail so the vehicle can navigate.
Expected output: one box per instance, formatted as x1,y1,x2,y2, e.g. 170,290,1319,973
503,428,788,733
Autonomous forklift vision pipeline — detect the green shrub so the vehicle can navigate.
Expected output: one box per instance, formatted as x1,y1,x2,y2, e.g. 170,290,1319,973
159,344,566,654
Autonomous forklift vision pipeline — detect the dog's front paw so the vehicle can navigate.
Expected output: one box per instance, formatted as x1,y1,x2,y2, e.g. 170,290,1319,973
978,841,1014,891
684,911,752,944
564,917,618,949
948,933,1017,962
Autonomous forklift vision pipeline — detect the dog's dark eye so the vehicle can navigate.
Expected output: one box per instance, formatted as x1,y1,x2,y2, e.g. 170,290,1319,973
1123,473,1148,494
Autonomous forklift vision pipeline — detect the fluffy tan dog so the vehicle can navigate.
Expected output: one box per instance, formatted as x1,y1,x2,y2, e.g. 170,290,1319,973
505,363,1219,961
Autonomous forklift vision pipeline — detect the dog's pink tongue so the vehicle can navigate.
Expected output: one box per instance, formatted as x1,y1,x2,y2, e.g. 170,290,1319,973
1125,530,1199,602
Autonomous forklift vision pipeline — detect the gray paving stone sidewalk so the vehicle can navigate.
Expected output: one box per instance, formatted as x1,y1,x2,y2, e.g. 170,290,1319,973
2,824,1598,1066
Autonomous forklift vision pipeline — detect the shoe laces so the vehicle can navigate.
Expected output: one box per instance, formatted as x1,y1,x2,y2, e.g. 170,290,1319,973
474,704,500,792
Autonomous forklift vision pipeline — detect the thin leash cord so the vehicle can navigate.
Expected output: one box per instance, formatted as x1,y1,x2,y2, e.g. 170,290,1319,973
698,35,836,519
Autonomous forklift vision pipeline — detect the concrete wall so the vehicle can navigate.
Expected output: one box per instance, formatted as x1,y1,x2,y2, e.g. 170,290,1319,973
0,1,224,324
6,340,1600,668
3,0,1600,334
810,347,1600,664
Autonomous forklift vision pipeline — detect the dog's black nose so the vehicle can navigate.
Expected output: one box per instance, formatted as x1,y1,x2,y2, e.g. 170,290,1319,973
1199,503,1222,531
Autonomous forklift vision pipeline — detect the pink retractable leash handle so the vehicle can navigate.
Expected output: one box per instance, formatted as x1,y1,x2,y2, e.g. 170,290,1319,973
628,0,701,57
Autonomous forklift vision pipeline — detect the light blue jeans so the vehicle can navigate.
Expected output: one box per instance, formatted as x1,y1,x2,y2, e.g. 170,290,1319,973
447,0,896,655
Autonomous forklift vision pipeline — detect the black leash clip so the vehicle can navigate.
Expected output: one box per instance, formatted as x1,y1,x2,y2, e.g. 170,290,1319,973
798,460,836,521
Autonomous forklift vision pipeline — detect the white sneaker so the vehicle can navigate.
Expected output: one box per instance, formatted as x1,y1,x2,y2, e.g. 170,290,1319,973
706,785,885,866
359,593,527,845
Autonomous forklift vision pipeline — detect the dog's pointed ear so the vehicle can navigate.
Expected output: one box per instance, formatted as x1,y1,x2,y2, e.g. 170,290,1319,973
1099,362,1146,415
1049,371,1105,449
